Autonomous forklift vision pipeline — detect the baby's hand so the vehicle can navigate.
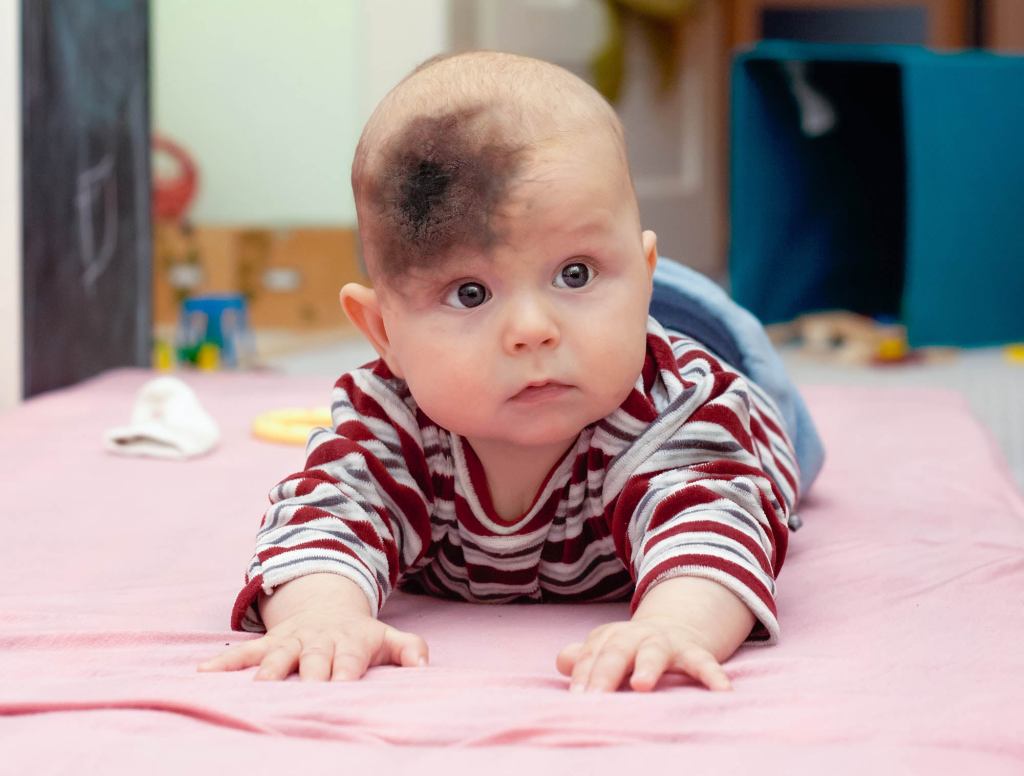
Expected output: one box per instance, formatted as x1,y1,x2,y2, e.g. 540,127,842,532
198,609,429,681
555,616,731,693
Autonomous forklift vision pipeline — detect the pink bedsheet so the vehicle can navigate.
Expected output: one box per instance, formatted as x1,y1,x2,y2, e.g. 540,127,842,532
2,369,1023,773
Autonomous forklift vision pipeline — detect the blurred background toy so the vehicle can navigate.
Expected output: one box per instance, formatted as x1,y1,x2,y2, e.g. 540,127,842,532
767,311,947,367
1005,344,1024,365
252,407,332,445
176,293,255,369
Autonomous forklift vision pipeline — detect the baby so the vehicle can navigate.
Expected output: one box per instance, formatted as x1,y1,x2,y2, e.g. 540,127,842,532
200,51,807,693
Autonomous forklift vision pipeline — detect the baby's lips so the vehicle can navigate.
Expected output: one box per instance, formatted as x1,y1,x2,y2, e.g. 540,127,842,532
509,384,581,407
509,381,574,401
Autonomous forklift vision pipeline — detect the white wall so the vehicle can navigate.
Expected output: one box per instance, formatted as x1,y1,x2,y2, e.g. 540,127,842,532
151,0,450,227
356,0,450,125
0,0,21,410
152,0,363,225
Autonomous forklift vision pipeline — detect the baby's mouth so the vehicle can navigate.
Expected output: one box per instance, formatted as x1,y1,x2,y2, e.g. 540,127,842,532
509,381,574,402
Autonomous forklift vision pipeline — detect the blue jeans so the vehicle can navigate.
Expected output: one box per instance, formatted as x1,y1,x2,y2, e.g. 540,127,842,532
649,258,824,513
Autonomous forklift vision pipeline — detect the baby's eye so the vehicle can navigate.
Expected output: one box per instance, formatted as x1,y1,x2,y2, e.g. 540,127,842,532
554,261,594,289
444,281,490,309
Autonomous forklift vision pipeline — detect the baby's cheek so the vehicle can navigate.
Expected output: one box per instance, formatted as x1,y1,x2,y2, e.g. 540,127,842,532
406,354,490,431
590,328,645,387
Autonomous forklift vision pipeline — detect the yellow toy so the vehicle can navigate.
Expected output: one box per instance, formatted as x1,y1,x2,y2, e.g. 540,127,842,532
196,342,221,372
252,407,333,445
769,311,914,365
875,335,909,362
1005,344,1024,365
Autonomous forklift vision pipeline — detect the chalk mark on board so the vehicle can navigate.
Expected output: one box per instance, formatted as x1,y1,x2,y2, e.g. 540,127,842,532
76,154,118,294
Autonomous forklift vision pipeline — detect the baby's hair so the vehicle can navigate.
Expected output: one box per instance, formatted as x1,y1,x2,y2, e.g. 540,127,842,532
352,51,629,285
358,105,527,278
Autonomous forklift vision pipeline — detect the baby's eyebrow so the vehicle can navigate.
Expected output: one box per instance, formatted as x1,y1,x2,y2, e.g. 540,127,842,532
559,222,606,243
389,256,488,299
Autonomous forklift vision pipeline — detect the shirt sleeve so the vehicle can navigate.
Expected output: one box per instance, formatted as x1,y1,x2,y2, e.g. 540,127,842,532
231,363,434,632
607,333,800,645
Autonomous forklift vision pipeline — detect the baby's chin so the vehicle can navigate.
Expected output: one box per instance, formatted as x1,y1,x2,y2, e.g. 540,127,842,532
453,405,613,451
491,425,585,451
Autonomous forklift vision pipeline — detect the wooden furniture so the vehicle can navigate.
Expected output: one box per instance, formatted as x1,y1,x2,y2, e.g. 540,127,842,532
153,224,365,331
728,0,970,49
986,0,1024,51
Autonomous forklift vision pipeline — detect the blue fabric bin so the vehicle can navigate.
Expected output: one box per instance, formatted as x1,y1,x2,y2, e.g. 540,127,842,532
729,41,1024,347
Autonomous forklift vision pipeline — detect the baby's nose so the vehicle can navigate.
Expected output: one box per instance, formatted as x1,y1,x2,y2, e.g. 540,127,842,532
503,297,560,353
510,330,557,353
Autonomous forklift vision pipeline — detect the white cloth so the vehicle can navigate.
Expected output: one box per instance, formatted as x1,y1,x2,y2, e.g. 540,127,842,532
104,376,219,460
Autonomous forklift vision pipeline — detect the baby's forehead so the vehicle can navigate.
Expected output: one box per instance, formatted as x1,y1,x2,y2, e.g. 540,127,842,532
358,106,529,280
367,183,624,302
354,64,630,285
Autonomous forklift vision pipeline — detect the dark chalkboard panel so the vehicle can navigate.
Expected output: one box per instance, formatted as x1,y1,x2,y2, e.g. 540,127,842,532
22,0,151,397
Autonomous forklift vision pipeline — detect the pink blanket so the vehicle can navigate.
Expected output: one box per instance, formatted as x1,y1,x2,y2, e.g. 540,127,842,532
2,369,1023,773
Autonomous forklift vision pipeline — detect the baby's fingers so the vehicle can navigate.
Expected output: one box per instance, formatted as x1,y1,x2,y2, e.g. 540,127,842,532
673,645,732,692
197,638,268,673
254,636,303,681
629,641,672,692
330,646,371,682
555,642,585,676
378,626,429,668
297,636,338,682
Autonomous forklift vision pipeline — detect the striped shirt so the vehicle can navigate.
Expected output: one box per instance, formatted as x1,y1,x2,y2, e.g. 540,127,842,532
232,317,800,644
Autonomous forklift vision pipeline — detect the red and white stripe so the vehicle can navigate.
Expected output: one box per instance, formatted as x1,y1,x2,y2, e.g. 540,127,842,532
232,317,799,644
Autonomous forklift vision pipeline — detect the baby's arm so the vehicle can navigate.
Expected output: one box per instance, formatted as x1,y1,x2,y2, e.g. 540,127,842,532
200,573,428,681
202,366,435,680
632,575,755,669
559,339,799,692
556,576,750,692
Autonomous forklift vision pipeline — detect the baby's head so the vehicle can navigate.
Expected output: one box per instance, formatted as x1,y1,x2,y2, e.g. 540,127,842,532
341,51,658,453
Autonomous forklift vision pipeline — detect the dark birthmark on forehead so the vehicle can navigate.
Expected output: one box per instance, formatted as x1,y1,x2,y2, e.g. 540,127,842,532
369,106,527,278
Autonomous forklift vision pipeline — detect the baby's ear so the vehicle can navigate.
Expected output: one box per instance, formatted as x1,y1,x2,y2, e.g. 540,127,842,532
641,230,658,277
339,283,404,377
